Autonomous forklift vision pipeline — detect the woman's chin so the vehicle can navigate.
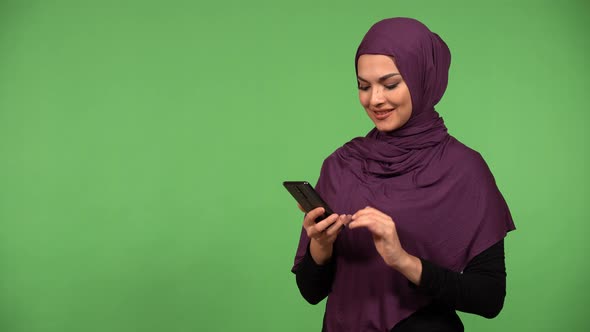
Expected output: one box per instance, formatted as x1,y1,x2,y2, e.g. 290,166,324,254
374,122,401,132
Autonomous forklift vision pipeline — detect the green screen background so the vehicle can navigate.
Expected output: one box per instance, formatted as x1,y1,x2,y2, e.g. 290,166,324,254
1,0,588,331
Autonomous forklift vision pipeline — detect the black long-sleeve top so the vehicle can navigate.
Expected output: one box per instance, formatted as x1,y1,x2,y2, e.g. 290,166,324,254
294,240,506,332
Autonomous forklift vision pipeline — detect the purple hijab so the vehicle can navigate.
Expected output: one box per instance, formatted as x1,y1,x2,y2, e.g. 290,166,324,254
292,18,515,331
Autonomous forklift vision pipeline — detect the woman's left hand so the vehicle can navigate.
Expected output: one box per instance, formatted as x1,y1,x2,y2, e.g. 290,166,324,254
349,206,423,284
348,206,406,267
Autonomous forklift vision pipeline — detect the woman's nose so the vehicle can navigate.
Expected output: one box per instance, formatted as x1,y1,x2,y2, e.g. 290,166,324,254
370,88,386,106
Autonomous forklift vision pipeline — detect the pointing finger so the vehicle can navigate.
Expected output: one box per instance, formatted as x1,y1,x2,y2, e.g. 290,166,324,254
304,207,326,226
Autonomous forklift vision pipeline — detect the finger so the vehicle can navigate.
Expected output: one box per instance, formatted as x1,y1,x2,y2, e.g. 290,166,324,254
352,207,375,219
348,215,373,229
303,207,326,226
342,214,353,226
348,215,391,235
314,213,339,232
339,214,353,227
338,214,354,227
324,215,348,236
352,207,389,221
306,213,338,239
348,220,383,237
351,212,392,226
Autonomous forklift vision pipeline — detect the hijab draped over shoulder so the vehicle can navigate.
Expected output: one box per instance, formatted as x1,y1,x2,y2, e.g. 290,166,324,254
293,17,515,331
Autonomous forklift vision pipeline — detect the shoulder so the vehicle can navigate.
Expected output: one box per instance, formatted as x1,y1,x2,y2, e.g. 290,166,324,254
315,136,368,187
322,136,366,166
443,136,494,181
314,138,364,194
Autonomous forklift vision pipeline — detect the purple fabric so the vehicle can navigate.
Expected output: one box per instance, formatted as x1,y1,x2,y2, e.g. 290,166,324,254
292,18,515,331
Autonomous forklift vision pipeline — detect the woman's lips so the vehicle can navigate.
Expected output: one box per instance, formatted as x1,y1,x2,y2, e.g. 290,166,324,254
373,109,394,120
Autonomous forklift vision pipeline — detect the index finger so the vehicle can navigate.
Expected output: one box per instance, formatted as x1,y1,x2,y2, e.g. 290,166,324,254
303,207,326,226
352,206,385,219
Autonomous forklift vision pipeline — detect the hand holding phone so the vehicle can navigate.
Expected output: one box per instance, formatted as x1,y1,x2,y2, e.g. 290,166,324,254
283,181,334,222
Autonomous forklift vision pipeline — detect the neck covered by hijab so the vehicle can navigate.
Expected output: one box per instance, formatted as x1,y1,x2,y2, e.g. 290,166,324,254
292,17,515,331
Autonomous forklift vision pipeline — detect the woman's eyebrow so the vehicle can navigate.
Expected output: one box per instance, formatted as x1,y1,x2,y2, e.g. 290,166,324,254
357,73,400,83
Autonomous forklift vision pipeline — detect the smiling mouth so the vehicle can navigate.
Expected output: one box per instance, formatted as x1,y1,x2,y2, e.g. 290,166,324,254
373,109,394,120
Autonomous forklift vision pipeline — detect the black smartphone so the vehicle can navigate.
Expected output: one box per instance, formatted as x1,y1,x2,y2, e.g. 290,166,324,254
283,181,334,222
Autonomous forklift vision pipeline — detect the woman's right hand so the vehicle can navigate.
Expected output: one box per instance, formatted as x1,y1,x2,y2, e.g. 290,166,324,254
302,207,351,265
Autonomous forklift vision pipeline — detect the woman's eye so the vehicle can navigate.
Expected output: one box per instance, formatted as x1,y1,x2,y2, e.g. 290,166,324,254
385,83,399,90
358,85,370,91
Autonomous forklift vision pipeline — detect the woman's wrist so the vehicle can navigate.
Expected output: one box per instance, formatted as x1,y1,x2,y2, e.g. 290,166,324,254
390,251,423,285
310,239,333,265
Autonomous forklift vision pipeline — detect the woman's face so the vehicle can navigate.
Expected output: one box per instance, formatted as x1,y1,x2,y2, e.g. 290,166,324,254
357,54,413,132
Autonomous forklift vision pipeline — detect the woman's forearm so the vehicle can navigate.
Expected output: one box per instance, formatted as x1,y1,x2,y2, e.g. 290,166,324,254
295,245,336,304
309,239,334,265
390,251,423,285
417,240,507,318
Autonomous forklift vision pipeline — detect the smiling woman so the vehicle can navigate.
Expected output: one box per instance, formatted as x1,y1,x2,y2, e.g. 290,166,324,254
290,17,516,332
356,54,413,132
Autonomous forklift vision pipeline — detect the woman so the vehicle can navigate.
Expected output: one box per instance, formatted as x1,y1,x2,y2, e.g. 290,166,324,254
291,18,516,331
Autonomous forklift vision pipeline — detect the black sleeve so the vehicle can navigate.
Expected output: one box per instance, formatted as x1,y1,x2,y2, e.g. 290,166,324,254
293,246,336,305
416,240,507,318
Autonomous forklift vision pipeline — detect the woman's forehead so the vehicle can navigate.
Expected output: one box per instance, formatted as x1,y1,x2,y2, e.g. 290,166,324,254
357,55,400,75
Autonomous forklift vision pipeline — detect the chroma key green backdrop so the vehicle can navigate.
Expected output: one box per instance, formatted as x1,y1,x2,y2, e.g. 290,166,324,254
0,0,588,331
